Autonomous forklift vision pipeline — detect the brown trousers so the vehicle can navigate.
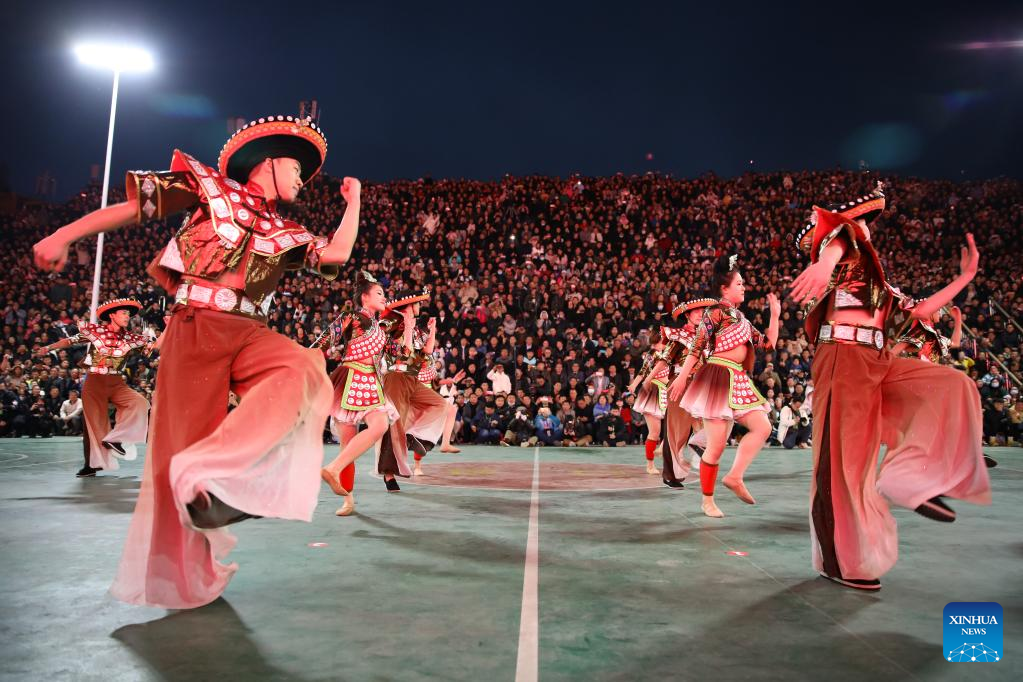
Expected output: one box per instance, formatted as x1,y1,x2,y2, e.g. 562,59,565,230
377,372,449,476
810,343,990,581
81,373,150,471
111,307,332,608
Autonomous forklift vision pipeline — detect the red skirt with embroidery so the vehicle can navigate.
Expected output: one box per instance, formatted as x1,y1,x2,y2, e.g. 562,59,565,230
678,357,768,421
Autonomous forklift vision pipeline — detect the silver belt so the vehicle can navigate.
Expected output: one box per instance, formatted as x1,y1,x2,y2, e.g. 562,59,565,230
175,282,271,320
818,323,884,350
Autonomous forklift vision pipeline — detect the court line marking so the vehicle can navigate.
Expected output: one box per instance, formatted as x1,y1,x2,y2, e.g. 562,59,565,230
0,457,82,470
514,446,540,682
676,507,917,679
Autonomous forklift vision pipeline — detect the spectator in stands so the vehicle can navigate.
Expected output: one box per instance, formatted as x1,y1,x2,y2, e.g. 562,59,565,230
534,405,562,446
59,389,84,435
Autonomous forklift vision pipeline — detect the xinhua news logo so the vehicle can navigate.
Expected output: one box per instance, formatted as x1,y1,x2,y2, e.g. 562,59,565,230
943,602,1002,662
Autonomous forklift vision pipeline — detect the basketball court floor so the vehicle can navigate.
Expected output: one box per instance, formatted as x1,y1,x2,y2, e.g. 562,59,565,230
0,437,1019,681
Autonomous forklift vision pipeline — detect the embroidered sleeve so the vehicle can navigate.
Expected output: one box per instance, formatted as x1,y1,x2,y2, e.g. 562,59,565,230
896,320,927,350
655,340,680,364
689,308,722,359
303,236,340,281
750,325,773,351
815,223,861,265
125,170,200,222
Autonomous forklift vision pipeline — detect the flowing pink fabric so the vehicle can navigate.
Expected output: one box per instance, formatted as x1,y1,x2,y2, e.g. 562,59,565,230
679,362,769,421
110,307,332,609
810,344,990,582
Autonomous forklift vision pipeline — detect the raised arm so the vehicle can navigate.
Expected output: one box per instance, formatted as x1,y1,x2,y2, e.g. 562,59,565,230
423,317,437,355
318,177,362,266
911,234,979,320
33,202,137,271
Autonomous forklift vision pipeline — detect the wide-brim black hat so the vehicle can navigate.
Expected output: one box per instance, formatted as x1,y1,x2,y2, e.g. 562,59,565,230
219,115,327,184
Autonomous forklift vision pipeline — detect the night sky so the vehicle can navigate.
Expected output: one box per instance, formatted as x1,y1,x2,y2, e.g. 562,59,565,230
3,0,1022,199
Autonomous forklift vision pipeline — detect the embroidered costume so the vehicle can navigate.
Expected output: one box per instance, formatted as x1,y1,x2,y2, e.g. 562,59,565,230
65,299,151,473
375,289,450,481
111,115,343,609
797,186,989,589
678,300,771,421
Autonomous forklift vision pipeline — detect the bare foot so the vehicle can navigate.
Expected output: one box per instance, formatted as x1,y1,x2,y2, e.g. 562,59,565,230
645,461,659,475
722,476,756,505
414,464,424,476
321,468,349,496
701,497,724,518
335,494,355,516
439,445,461,453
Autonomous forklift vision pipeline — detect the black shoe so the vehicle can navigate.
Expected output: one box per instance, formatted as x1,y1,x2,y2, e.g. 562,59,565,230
662,478,684,489
914,496,956,523
407,435,428,458
819,573,882,591
384,477,401,492
984,455,998,468
102,441,127,456
76,466,99,478
187,492,262,529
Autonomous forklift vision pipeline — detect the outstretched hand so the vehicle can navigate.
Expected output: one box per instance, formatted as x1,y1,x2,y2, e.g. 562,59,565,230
767,292,781,318
958,233,979,279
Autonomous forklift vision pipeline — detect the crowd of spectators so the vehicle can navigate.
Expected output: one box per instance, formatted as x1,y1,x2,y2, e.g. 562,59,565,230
2,167,1021,449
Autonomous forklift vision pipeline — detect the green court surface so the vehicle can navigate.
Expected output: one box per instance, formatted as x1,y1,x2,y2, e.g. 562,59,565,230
0,437,1019,681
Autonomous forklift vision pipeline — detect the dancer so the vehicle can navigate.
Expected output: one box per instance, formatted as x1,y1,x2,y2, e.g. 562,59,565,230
654,297,716,487
319,271,404,516
668,257,781,518
33,114,361,608
35,298,152,477
629,333,667,475
377,288,461,482
790,183,990,590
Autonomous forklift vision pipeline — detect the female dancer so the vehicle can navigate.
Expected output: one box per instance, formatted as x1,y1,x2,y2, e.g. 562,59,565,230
629,332,667,475
319,271,407,516
668,256,781,517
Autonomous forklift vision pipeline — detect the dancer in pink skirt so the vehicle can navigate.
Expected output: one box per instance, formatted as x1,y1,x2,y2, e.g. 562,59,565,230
319,271,405,517
668,256,781,518
629,334,668,475
790,183,990,590
33,114,361,608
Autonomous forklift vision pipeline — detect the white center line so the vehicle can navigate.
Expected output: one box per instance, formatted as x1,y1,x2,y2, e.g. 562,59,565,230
515,446,540,682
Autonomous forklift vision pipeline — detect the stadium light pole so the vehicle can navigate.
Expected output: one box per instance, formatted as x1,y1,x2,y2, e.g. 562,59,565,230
73,42,154,322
